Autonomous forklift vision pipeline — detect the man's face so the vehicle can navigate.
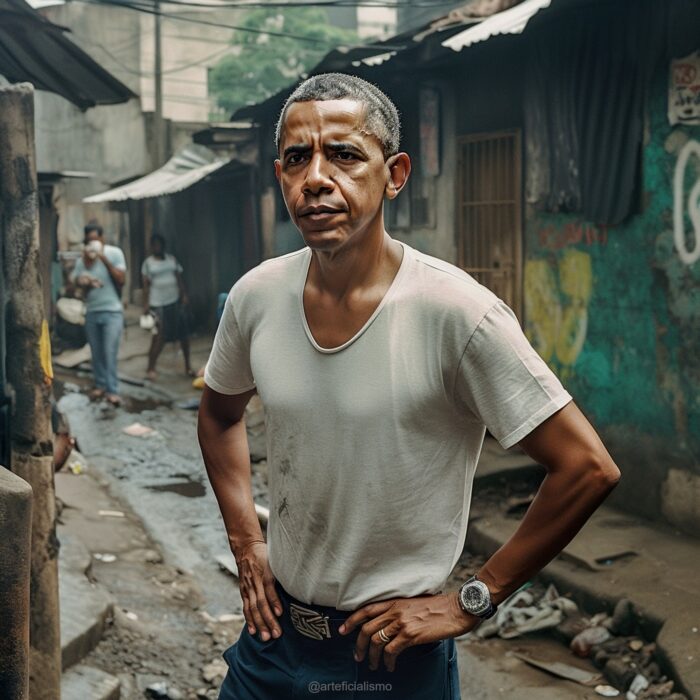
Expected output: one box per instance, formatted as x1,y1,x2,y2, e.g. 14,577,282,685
275,99,397,252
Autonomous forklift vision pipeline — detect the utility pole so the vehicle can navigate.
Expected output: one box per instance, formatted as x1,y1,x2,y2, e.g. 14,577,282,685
154,0,165,167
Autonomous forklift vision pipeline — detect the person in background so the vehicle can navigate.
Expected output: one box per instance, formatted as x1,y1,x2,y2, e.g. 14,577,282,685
71,222,126,406
142,233,193,380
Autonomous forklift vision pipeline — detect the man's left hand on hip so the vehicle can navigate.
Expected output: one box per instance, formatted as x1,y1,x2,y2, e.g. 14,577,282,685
339,592,478,672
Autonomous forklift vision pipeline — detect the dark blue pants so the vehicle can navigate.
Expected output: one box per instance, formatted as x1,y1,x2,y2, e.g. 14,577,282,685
219,586,461,700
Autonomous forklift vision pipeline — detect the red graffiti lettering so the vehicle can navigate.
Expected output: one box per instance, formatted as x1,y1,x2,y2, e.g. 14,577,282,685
538,222,608,250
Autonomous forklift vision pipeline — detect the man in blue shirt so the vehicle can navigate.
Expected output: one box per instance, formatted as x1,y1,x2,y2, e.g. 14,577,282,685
71,223,127,406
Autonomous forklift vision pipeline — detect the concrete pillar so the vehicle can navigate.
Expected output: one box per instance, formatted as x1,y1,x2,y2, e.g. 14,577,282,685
0,468,32,700
0,83,61,700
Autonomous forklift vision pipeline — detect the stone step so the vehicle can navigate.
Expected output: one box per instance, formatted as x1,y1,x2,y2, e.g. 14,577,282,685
59,533,114,671
61,664,120,700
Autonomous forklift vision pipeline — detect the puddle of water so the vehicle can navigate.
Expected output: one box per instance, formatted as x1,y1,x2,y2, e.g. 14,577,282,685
146,480,206,498
123,396,172,413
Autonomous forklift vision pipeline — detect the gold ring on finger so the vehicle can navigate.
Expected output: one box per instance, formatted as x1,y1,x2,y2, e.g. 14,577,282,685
378,627,392,644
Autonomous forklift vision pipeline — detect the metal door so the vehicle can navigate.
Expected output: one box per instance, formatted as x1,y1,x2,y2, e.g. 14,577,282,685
457,130,522,318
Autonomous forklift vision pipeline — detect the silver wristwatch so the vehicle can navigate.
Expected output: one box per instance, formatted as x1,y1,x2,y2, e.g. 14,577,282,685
457,575,498,619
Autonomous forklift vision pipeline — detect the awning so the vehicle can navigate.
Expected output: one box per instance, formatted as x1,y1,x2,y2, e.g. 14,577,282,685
442,0,552,51
83,145,229,203
0,0,135,109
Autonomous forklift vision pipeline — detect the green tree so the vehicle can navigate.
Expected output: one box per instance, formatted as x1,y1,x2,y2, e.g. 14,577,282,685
209,7,356,116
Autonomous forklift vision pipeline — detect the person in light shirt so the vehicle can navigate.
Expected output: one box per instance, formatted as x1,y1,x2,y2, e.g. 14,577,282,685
141,233,193,380
198,73,621,699
71,222,126,406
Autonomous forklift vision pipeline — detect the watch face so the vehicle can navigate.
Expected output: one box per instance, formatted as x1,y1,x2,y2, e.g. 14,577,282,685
460,581,490,614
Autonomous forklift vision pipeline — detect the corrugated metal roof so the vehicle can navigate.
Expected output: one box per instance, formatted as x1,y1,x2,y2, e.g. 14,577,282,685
0,0,134,109
83,145,229,203
442,0,552,50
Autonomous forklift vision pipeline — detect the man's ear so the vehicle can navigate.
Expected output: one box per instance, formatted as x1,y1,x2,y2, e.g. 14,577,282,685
384,153,411,200
274,159,282,183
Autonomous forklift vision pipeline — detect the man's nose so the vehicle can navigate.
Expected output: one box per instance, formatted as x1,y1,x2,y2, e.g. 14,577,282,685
302,153,334,194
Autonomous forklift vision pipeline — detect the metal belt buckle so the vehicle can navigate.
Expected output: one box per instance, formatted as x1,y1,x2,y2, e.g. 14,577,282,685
289,602,331,640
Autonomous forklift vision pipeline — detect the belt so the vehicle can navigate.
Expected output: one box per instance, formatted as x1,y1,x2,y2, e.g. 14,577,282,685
274,582,447,663
276,582,353,642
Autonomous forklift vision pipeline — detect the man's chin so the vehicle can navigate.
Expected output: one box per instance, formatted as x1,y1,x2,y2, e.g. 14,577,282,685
298,227,345,250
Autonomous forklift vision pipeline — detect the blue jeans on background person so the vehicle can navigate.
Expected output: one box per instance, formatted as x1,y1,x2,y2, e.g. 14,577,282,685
85,310,123,395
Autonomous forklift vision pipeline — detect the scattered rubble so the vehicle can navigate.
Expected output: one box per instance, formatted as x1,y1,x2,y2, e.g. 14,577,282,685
461,582,689,700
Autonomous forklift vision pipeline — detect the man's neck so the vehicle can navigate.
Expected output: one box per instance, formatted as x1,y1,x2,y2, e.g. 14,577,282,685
307,228,402,300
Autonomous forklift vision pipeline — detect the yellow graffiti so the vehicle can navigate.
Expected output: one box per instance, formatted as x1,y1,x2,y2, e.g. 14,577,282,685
525,250,592,377
39,319,53,385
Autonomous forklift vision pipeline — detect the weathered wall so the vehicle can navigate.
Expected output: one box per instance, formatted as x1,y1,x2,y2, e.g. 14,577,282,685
523,66,700,533
0,83,61,700
0,468,32,700
35,3,150,256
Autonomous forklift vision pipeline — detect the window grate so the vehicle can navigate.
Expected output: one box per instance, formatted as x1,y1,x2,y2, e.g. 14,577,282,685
457,130,522,319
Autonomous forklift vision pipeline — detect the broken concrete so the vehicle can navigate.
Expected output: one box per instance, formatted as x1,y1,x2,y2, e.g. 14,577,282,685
59,534,114,671
468,448,700,698
61,664,120,700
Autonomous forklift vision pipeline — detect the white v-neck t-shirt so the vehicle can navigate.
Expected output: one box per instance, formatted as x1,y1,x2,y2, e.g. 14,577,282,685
205,241,571,610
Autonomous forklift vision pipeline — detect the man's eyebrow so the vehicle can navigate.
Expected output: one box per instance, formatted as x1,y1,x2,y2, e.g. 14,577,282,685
283,144,311,158
327,142,364,154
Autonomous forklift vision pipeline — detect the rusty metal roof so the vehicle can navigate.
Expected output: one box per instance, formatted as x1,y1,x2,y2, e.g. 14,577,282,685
442,0,552,50
0,0,135,109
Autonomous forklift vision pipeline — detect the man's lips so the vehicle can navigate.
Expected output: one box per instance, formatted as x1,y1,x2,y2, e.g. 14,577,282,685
298,205,346,217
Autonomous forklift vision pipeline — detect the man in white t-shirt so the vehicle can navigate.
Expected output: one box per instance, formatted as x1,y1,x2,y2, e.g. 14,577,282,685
198,74,621,700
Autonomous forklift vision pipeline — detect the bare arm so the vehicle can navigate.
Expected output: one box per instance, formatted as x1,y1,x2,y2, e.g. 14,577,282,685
142,277,150,311
475,401,621,603
176,271,188,305
98,253,126,288
197,385,282,639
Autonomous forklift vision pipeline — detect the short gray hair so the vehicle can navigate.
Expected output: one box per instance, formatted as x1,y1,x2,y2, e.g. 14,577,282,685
274,73,400,158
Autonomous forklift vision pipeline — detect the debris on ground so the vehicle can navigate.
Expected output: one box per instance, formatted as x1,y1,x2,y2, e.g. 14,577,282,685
93,553,117,563
145,680,184,699
464,582,689,700
123,422,158,437
512,650,602,686
571,626,612,657
66,449,89,474
476,583,578,639
201,658,228,685
98,509,125,518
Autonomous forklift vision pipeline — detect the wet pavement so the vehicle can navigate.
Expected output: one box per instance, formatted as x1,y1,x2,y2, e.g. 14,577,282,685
57,378,266,617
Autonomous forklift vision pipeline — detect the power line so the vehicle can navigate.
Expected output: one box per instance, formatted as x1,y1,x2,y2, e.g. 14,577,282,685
76,0,336,43
139,0,458,7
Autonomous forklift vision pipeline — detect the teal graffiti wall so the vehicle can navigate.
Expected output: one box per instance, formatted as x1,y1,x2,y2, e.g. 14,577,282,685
524,66,700,529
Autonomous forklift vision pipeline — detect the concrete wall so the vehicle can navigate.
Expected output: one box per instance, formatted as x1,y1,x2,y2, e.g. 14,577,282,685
35,3,150,252
0,468,32,700
523,65,700,534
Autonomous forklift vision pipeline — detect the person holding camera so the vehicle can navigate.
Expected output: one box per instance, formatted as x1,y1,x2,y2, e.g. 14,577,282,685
71,222,126,406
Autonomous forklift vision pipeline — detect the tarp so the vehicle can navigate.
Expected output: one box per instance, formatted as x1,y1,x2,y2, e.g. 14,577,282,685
0,0,134,109
83,145,229,203
442,0,552,51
